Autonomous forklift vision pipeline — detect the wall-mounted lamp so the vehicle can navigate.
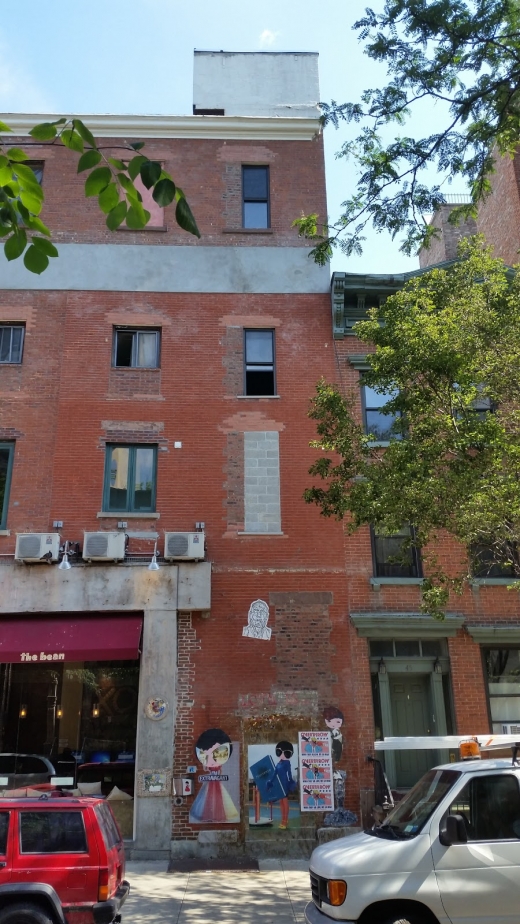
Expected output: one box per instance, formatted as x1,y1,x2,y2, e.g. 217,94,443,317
56,705,63,719
58,541,72,571
434,658,443,674
92,704,99,718
19,705,27,719
378,658,387,675
148,540,160,571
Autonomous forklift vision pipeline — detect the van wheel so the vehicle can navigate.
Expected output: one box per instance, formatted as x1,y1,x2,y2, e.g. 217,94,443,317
381,917,422,924
0,904,55,924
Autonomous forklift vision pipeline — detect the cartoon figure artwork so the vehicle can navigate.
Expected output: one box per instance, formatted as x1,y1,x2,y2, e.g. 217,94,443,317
323,706,344,763
189,728,240,824
248,741,300,830
242,599,272,641
298,731,334,813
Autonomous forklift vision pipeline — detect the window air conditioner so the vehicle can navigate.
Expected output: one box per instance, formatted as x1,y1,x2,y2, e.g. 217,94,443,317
502,724,520,735
82,531,126,562
164,531,205,561
15,533,61,563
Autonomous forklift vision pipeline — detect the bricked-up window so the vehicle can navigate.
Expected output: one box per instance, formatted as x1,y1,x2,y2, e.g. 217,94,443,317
484,648,520,733
0,325,25,364
362,382,402,441
0,443,15,529
103,445,157,512
244,329,275,396
242,166,270,228
372,525,422,578
113,329,160,368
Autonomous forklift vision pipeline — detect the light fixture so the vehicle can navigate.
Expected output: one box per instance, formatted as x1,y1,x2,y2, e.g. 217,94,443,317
378,658,387,675
19,705,27,718
58,540,72,570
148,540,160,571
92,704,99,718
56,705,63,719
434,657,443,674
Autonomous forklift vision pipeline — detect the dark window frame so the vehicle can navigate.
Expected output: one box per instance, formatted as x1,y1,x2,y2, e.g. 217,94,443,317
244,329,276,396
361,379,402,442
242,165,270,229
113,327,161,369
371,525,422,578
103,444,158,513
0,325,25,364
19,810,88,854
0,442,15,529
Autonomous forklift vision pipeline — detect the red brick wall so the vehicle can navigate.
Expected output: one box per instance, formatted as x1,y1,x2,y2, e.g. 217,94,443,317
476,149,520,265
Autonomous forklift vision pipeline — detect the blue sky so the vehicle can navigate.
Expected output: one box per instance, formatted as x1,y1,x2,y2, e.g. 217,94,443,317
0,0,465,274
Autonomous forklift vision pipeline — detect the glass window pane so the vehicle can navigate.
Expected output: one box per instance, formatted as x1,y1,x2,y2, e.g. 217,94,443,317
243,201,268,228
115,331,133,367
243,167,268,199
395,640,421,657
486,649,520,683
374,528,418,577
10,327,23,362
489,697,520,723
363,385,397,408
20,811,87,853
421,640,443,657
365,409,399,441
108,447,129,510
133,447,154,510
369,640,394,658
0,328,11,363
245,330,273,364
136,332,158,368
0,814,8,855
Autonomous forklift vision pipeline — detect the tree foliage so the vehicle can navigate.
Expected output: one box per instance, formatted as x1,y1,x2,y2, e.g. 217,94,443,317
294,0,520,263
0,117,200,274
304,238,520,615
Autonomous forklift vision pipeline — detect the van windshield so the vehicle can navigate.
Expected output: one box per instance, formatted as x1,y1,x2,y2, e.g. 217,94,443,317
369,768,460,840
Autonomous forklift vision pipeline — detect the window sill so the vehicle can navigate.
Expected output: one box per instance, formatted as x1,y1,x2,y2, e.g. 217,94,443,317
470,578,519,586
236,394,280,399
111,366,161,371
116,225,167,232
222,228,273,234
97,512,160,519
370,577,423,589
237,531,286,537
0,529,10,536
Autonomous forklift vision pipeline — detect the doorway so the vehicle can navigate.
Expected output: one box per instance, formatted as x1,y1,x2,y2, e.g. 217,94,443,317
390,676,432,787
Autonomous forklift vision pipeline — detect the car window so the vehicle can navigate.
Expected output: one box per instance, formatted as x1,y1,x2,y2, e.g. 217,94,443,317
94,802,122,850
448,774,520,840
0,813,9,854
17,756,49,774
20,811,88,853
0,756,16,774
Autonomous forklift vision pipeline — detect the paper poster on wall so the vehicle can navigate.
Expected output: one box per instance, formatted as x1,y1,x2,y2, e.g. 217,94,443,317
298,731,334,812
189,728,240,824
248,741,300,830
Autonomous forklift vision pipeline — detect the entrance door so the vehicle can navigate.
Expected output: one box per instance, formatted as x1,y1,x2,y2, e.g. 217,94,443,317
391,676,432,787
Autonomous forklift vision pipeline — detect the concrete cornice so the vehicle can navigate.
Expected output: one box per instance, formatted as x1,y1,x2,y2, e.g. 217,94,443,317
0,113,321,142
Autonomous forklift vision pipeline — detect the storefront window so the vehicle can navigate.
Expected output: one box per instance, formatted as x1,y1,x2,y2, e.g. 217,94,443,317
484,648,520,732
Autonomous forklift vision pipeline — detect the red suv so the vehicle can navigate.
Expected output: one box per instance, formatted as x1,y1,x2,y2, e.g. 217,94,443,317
0,795,129,924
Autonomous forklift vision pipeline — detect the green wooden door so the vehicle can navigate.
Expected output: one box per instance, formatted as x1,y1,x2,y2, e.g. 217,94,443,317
390,676,432,788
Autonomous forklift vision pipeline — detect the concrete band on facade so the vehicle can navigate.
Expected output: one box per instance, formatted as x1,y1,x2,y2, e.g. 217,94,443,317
0,244,330,293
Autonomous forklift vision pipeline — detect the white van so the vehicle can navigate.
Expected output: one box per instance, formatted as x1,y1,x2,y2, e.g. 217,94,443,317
306,757,520,924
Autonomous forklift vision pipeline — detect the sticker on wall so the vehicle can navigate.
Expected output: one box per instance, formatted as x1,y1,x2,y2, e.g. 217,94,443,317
189,728,240,824
322,706,344,763
248,741,300,831
137,768,172,797
145,697,168,720
298,732,334,813
242,599,272,641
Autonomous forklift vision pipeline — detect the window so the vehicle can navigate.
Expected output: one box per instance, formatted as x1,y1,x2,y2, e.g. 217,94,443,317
471,542,518,578
103,445,157,512
372,525,422,578
242,166,269,229
244,330,275,396
447,774,520,840
113,328,160,368
0,325,25,364
362,383,401,441
20,811,88,853
0,443,14,529
0,814,8,855
369,639,446,658
484,648,520,733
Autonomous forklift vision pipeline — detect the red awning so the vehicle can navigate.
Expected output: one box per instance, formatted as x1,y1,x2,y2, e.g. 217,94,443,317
0,616,142,663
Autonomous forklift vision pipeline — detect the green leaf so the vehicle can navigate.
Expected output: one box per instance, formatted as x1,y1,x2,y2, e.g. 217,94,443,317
140,161,162,189
19,189,43,215
107,157,127,171
106,200,128,230
6,148,28,163
0,155,8,169
12,163,43,190
28,122,57,141
73,119,96,149
125,204,149,229
4,230,27,261
128,155,147,181
31,236,58,257
0,165,14,185
0,121,12,133
152,177,176,206
84,167,112,197
23,244,49,274
98,182,120,214
117,173,133,193
77,149,102,173
23,215,51,236
60,129,84,153
175,196,201,237
0,223,11,237
129,141,145,151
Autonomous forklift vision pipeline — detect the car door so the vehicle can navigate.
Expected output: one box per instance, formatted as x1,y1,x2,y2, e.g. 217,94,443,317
0,809,12,883
431,771,520,923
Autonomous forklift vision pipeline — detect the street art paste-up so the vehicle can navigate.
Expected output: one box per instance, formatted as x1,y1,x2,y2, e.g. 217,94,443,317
298,731,334,812
248,741,300,830
323,706,344,763
189,728,240,824
242,599,272,641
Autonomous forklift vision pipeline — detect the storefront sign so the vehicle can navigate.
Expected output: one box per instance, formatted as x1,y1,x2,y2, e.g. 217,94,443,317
20,651,65,662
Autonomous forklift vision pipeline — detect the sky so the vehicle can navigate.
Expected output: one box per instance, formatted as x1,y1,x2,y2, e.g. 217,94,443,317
0,0,467,275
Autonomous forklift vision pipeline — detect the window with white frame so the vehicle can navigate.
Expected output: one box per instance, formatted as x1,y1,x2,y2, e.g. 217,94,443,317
0,325,25,364
113,329,160,368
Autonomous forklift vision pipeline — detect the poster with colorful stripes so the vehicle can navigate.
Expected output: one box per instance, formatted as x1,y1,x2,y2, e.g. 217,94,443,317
298,731,334,812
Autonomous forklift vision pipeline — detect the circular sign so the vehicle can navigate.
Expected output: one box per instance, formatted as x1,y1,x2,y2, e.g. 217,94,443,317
145,697,168,721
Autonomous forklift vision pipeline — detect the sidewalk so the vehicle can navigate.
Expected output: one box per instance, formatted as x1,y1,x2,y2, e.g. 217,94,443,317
126,860,311,924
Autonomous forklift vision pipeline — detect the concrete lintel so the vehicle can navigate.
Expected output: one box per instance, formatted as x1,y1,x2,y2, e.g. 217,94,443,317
351,613,464,639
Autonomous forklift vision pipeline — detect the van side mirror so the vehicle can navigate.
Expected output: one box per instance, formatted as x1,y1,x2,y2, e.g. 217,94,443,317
439,813,468,846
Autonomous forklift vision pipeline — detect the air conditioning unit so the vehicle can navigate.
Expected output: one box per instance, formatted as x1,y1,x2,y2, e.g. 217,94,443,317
502,724,520,735
164,531,205,561
15,533,61,563
83,531,126,562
